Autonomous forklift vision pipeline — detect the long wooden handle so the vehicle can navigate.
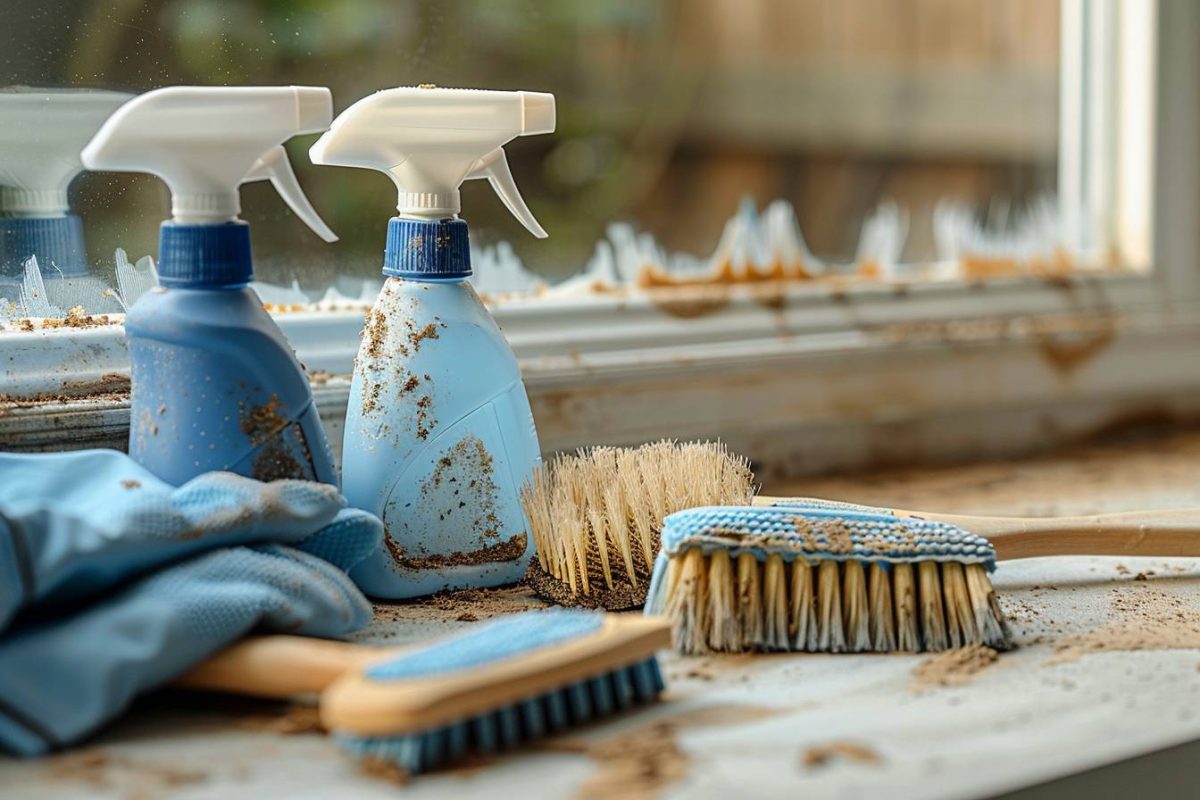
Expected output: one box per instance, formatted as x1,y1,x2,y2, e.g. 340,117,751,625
174,635,395,699
755,496,1200,561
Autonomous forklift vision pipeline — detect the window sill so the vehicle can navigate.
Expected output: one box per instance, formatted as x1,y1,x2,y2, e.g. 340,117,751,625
2,272,1198,475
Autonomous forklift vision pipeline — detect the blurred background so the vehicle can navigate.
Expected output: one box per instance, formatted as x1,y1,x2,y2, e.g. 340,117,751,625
2,0,1059,287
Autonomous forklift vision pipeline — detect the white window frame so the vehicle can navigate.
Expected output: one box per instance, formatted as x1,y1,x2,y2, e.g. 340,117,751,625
2,0,1198,473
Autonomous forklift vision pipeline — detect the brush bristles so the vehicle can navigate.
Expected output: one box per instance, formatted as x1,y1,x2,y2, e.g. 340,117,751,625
521,441,755,605
336,656,665,776
661,549,1011,654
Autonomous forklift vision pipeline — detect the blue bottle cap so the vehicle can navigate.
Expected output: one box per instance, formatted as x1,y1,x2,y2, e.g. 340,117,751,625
158,221,253,287
0,215,90,278
383,217,471,280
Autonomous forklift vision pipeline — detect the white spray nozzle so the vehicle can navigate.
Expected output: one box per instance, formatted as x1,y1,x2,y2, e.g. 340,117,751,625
309,86,555,238
0,88,133,217
245,145,338,242
81,85,336,239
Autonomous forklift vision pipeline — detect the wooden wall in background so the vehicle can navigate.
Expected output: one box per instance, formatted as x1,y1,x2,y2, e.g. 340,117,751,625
629,0,1060,263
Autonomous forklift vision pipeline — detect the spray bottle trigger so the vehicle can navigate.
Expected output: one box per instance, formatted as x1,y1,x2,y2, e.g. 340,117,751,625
465,147,547,239
245,145,338,243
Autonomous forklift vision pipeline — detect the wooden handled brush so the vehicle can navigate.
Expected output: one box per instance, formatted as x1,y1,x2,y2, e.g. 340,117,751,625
754,496,1200,560
646,499,1200,657
173,611,671,778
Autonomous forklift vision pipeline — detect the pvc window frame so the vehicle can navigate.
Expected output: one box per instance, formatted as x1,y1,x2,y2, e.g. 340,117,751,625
2,0,1199,468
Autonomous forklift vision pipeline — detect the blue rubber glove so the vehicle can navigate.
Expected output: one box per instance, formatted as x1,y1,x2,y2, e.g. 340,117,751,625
0,450,382,756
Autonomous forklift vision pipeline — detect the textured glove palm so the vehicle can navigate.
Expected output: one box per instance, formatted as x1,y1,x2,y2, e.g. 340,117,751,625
0,450,382,755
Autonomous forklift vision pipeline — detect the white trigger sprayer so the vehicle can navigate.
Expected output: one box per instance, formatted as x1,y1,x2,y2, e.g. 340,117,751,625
308,86,554,237
83,86,336,241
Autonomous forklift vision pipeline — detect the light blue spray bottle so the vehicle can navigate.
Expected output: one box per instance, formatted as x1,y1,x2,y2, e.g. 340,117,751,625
310,86,555,597
81,86,340,486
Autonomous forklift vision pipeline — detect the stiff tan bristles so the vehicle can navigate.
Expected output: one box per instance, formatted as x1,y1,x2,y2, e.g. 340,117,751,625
867,563,897,652
842,561,871,652
941,563,978,648
521,440,755,609
707,550,738,650
665,548,709,654
918,562,947,651
789,559,817,650
736,552,763,649
964,563,1009,645
763,554,789,650
656,547,1012,654
892,562,918,652
816,561,845,652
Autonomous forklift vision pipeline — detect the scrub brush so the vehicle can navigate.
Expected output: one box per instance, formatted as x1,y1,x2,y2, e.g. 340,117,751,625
643,501,1011,654
520,440,755,610
645,496,1200,655
177,609,670,777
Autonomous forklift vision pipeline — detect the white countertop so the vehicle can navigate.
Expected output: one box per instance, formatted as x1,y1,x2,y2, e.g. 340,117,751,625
4,428,1200,799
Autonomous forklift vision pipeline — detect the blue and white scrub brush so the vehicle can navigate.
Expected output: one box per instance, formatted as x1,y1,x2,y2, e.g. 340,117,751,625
644,496,1200,654
179,608,670,777
643,501,1012,654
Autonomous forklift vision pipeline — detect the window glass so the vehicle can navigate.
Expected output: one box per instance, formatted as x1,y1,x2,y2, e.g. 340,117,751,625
3,0,1065,309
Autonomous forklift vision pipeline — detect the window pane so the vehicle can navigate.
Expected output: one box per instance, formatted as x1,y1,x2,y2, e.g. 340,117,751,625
1,1,1115,312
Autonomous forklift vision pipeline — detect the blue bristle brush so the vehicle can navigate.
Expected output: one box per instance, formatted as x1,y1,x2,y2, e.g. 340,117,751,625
643,501,1012,655
178,608,670,777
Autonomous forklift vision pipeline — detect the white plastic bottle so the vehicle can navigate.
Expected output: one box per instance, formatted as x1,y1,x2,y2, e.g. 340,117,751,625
310,86,555,598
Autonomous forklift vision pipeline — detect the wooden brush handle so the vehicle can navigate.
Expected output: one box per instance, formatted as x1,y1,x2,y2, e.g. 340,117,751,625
321,615,671,736
755,496,1200,561
174,635,395,699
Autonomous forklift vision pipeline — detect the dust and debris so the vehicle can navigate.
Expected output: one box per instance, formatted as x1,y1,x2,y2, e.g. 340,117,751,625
380,435,507,569
407,321,442,351
910,644,999,692
0,372,130,416
791,516,857,555
239,394,286,441
358,756,411,786
120,479,141,490
543,704,779,800
800,741,882,769
235,704,324,735
1034,318,1117,378
361,381,383,416
6,305,116,332
46,748,208,796
386,534,527,571
371,585,548,626
363,307,389,360
239,395,313,481
524,560,648,611
1048,585,1200,664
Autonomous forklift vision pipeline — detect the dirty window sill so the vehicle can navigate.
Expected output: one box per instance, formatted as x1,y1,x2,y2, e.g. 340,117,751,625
3,270,1200,475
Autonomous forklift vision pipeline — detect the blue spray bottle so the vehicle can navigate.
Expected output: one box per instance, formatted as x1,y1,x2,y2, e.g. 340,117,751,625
310,86,555,597
81,86,340,486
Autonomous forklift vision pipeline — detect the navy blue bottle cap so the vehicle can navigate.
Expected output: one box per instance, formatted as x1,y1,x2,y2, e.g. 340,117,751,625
0,215,90,279
383,217,471,279
158,221,253,287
